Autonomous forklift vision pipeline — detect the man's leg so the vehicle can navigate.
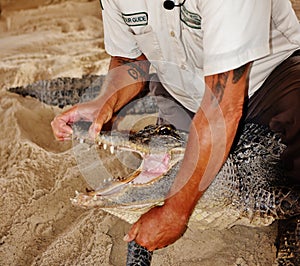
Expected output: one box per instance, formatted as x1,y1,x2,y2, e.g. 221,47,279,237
246,50,300,183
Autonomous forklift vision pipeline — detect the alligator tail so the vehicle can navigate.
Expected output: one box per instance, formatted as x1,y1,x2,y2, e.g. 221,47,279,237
126,241,153,266
276,215,300,265
8,75,105,108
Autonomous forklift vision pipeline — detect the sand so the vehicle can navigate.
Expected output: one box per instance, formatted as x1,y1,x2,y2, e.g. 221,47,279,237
0,1,299,265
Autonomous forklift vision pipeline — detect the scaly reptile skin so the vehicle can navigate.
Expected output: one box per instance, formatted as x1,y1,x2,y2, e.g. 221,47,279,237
8,75,158,114
276,215,300,266
127,241,153,266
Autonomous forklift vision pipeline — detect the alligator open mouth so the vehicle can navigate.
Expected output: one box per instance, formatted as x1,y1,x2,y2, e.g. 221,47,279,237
72,123,187,198
93,141,185,196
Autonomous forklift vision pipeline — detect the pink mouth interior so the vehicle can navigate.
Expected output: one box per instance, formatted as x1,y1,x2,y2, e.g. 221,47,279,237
131,153,170,184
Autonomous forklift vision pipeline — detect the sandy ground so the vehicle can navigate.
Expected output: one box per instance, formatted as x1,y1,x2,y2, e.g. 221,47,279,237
0,1,299,265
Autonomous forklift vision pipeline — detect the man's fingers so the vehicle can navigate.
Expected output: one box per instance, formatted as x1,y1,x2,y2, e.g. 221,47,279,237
124,222,140,243
89,110,113,139
51,115,74,140
89,121,103,139
51,103,114,141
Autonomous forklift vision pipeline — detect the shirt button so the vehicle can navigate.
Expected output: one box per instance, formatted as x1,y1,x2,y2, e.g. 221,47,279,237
170,30,175,37
181,64,186,70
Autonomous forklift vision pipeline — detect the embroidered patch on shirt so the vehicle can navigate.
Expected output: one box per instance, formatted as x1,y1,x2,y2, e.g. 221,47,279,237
122,12,148,27
180,5,201,29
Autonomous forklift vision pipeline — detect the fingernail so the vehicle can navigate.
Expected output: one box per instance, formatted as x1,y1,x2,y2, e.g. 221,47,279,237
123,234,129,242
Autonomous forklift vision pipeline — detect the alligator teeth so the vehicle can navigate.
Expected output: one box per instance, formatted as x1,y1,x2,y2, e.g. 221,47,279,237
75,190,80,196
70,198,77,204
103,143,107,150
79,138,84,144
93,195,97,201
110,145,115,154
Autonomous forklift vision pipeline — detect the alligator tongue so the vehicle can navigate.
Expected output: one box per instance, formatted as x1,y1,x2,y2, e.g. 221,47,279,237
130,153,170,184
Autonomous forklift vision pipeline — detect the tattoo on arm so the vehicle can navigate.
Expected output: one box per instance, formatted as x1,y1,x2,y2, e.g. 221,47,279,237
211,72,229,105
210,64,248,105
232,64,248,84
117,58,148,80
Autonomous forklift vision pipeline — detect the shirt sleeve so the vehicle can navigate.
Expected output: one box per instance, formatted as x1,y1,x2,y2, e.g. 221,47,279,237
101,0,142,58
202,0,271,75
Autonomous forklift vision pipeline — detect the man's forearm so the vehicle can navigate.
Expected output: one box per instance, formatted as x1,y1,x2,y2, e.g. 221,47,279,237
164,106,241,220
96,54,151,114
164,64,251,221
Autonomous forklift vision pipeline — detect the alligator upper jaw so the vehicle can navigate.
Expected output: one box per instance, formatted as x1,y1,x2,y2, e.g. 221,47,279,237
89,145,185,196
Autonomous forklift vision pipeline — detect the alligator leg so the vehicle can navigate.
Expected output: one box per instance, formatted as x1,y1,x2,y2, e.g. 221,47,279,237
276,215,300,265
126,241,153,266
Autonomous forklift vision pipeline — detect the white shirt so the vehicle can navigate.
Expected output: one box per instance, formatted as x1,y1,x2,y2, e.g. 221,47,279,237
101,0,300,112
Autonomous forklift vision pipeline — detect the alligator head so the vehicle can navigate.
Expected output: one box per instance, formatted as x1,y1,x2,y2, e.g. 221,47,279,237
71,123,187,213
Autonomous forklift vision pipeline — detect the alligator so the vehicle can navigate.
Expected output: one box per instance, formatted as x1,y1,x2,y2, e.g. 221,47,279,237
8,76,300,265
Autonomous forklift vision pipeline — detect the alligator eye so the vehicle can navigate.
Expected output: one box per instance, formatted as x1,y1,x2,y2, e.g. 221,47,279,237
157,125,176,135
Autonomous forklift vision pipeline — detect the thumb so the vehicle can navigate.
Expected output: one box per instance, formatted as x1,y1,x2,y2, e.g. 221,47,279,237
89,109,113,139
89,121,103,140
124,222,140,242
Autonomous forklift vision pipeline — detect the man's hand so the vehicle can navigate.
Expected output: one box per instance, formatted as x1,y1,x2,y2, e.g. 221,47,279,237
124,205,188,251
51,99,114,141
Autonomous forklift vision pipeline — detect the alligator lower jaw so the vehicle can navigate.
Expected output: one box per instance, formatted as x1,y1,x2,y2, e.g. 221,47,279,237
93,148,184,196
